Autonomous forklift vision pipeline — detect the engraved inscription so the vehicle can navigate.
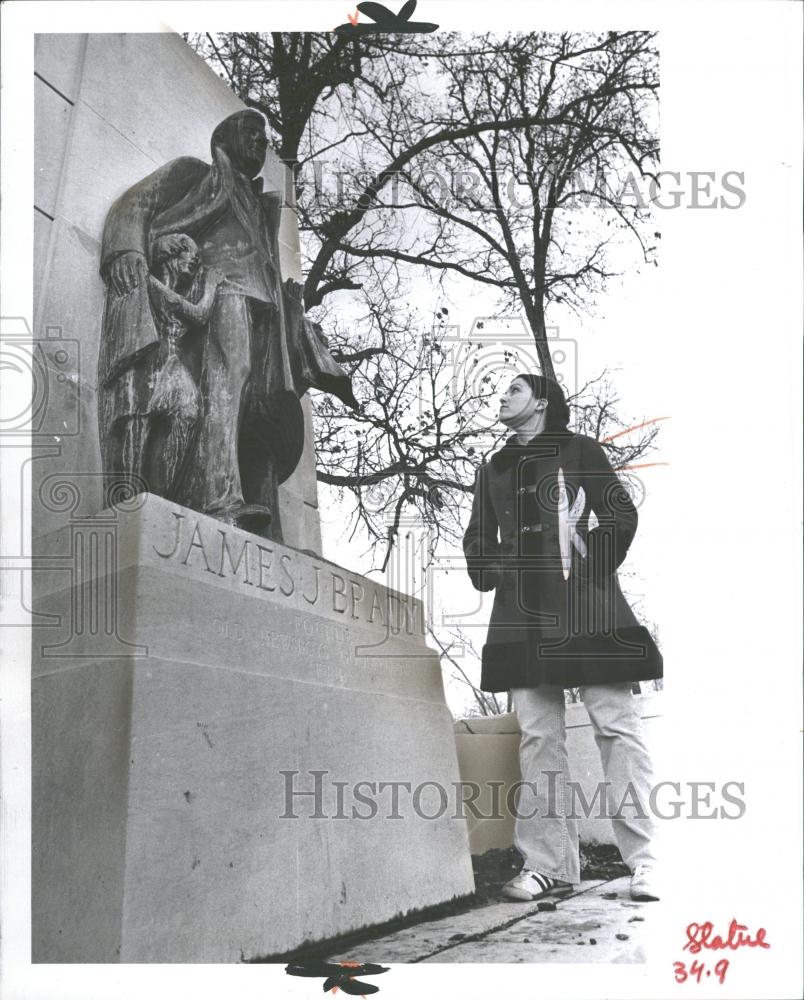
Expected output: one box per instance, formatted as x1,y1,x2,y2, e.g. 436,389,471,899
153,512,423,635
210,613,354,681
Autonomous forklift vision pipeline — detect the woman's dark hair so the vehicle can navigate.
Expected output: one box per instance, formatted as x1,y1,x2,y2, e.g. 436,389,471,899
514,373,571,432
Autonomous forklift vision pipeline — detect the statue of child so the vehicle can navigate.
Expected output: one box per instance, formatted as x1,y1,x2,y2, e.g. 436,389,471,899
145,233,225,499
98,233,224,501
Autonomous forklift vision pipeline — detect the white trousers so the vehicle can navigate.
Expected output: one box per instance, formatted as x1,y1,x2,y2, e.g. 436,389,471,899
511,682,657,884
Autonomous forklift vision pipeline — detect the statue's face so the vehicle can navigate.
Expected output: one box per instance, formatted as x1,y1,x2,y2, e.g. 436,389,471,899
227,115,269,178
175,241,201,276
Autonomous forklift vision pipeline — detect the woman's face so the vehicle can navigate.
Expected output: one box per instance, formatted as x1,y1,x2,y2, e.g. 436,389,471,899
499,377,541,426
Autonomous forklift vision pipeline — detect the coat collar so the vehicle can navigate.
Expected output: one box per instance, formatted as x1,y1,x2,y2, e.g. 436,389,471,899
489,427,575,471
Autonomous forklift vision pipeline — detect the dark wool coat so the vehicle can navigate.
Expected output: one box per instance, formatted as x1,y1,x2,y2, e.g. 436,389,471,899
463,430,663,692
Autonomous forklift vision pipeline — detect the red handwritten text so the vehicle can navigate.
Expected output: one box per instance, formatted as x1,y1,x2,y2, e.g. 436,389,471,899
683,919,771,954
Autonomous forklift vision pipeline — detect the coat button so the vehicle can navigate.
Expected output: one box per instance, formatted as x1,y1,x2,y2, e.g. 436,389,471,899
521,525,531,533
518,487,527,495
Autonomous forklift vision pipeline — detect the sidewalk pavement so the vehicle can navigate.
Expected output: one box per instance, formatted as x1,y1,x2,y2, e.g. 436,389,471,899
322,877,652,964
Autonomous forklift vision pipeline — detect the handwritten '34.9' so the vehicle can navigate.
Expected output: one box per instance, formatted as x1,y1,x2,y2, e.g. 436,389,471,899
674,919,771,986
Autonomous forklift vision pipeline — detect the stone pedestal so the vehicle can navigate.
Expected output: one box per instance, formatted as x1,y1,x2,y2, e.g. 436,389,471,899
32,494,474,963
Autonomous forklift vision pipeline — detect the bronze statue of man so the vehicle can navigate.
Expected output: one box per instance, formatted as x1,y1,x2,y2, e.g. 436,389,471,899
98,109,357,541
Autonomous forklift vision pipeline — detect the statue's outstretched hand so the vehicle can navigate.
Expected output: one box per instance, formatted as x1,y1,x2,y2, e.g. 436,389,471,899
204,266,227,290
109,252,148,296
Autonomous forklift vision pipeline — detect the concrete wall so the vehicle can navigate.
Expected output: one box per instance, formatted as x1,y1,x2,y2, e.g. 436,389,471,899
454,692,663,855
33,33,321,551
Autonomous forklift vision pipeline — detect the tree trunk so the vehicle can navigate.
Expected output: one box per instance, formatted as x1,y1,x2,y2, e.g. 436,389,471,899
529,297,556,380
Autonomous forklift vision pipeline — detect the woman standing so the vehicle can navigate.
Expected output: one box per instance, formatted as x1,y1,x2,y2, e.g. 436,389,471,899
462,374,663,903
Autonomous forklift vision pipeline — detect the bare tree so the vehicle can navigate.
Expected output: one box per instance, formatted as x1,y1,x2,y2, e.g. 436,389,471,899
190,32,662,562
329,31,659,376
189,31,657,322
311,273,508,569
187,32,388,176
432,628,507,717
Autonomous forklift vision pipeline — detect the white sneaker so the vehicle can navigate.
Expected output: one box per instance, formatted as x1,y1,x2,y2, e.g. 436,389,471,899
502,868,573,902
630,864,660,901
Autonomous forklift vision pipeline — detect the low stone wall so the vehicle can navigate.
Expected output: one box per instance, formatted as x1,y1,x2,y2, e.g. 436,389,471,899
454,693,663,855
